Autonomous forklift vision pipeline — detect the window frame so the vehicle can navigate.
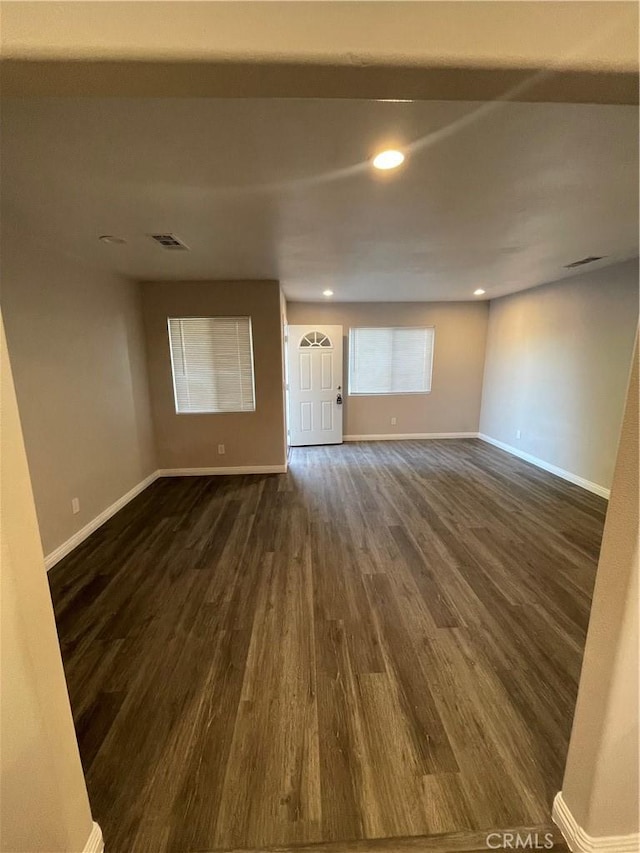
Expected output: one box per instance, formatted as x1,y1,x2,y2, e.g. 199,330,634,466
167,315,257,415
348,325,435,397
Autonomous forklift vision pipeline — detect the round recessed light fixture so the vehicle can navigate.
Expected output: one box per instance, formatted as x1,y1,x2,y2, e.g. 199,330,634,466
474,288,486,296
372,149,405,170
99,235,126,244
323,290,334,297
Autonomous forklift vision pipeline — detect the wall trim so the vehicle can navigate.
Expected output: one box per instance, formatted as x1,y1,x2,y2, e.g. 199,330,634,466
83,822,104,853
477,434,610,499
158,464,288,476
44,471,160,571
552,792,639,853
343,432,479,441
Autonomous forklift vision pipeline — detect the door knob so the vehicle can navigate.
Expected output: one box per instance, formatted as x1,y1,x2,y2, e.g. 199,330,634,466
336,393,343,405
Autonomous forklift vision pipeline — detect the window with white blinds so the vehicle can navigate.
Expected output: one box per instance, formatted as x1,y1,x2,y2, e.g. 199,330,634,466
349,326,434,395
168,317,256,413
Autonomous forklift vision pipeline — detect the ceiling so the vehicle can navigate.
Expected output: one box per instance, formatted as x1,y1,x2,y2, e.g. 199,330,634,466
2,97,638,301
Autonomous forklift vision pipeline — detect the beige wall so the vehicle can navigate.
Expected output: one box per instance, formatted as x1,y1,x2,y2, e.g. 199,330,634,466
1,314,94,852
479,259,638,490
1,231,157,557
286,301,488,437
141,280,286,469
560,336,638,838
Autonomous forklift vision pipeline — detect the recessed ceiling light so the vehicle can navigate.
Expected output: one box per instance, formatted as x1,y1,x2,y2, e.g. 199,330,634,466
323,290,334,297
372,150,405,170
474,288,486,296
98,235,126,244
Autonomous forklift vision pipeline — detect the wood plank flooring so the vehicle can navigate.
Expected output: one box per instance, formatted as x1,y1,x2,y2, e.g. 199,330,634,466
48,439,605,853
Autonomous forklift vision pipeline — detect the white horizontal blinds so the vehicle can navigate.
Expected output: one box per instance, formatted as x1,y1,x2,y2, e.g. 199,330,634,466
390,327,433,392
349,327,434,394
351,327,393,393
168,317,255,413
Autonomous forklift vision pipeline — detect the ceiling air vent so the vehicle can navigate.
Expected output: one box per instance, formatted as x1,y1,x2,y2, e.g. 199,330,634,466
150,233,189,251
564,255,605,269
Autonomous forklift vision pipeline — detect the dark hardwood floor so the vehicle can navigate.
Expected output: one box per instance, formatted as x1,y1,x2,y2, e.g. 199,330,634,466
48,439,605,852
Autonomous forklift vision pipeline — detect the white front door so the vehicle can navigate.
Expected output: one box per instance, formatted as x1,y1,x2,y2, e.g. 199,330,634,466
286,325,343,446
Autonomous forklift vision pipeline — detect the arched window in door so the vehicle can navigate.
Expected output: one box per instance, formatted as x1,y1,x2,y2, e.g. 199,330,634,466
299,331,332,348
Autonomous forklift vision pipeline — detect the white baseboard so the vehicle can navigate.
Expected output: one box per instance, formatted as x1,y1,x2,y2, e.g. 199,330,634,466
343,432,479,442
83,821,104,853
553,791,639,852
158,464,287,476
44,471,160,571
477,434,610,499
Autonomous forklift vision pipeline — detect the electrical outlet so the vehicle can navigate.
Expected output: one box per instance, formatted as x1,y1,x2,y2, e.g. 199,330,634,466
71,498,80,515
516,430,521,440
217,444,225,455
391,417,397,425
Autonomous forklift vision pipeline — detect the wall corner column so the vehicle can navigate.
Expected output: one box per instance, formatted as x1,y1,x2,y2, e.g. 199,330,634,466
1,311,100,853
554,335,639,852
